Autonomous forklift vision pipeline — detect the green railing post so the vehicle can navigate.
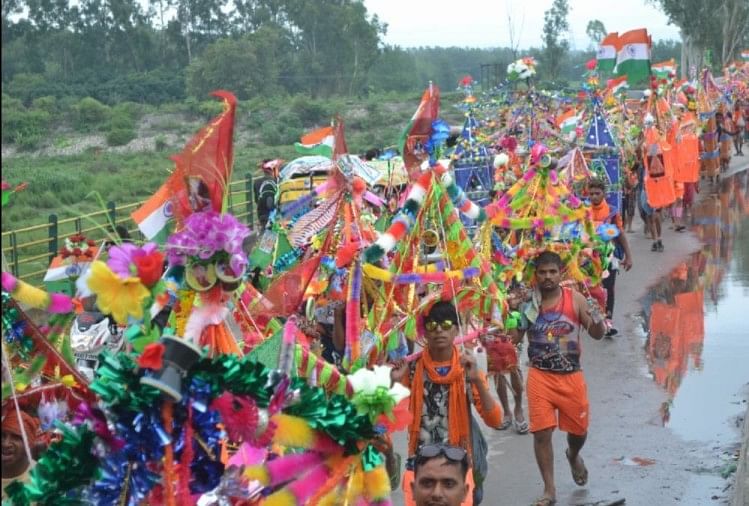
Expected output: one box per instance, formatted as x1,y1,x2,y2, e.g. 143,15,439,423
75,217,82,233
48,214,58,264
245,175,255,229
107,201,116,231
10,231,19,277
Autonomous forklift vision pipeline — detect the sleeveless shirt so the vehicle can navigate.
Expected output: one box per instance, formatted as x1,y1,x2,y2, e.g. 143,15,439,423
527,287,583,372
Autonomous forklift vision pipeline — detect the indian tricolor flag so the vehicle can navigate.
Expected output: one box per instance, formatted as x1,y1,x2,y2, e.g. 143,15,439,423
607,76,629,96
651,59,677,79
131,182,173,243
294,126,334,158
614,28,651,84
597,33,619,72
741,50,749,62
556,109,579,134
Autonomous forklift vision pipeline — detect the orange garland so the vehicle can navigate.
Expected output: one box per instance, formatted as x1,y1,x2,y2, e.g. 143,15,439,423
161,402,177,506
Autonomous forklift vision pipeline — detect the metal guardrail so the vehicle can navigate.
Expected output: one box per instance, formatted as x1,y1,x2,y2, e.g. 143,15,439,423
1,174,259,288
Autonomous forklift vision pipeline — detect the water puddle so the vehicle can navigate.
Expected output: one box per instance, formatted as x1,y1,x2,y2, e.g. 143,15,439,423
640,172,749,443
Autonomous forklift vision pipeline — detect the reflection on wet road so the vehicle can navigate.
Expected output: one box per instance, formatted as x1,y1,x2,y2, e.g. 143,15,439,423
641,171,749,441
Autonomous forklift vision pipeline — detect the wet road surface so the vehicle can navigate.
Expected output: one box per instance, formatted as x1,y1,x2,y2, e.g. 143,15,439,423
391,163,749,506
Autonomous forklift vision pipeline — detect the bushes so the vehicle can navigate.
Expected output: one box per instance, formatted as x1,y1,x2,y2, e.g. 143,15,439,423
31,96,58,115
1,99,51,150
106,128,136,146
290,95,333,125
154,135,168,152
74,97,111,132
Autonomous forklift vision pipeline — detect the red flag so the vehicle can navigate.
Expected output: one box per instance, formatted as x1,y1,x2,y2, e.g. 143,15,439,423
260,256,322,317
400,83,441,176
333,117,348,159
167,90,237,225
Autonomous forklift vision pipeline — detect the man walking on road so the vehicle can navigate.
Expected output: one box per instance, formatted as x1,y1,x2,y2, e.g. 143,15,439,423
510,251,607,506
588,179,634,336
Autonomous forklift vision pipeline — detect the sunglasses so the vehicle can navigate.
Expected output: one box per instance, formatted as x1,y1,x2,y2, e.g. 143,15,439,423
417,444,467,462
424,320,455,332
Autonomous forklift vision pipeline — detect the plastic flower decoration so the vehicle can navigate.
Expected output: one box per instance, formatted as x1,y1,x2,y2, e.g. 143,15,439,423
166,211,250,274
507,57,537,81
348,365,410,424
107,242,163,284
60,234,96,261
596,223,620,241
86,260,150,324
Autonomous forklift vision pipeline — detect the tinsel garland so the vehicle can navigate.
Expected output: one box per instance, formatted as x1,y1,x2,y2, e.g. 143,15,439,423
5,423,99,506
7,348,379,505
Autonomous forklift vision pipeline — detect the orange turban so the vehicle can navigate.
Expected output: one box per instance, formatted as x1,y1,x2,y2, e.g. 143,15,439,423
2,407,40,444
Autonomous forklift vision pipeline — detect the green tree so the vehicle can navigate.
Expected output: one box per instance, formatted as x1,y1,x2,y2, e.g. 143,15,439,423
649,0,746,72
585,19,607,47
186,25,291,99
541,0,570,80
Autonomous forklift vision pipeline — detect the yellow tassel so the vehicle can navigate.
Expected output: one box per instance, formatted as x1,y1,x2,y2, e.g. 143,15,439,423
364,465,392,500
262,489,296,506
272,414,314,449
12,280,50,309
243,466,270,485
174,290,194,337
317,490,341,506
345,467,365,503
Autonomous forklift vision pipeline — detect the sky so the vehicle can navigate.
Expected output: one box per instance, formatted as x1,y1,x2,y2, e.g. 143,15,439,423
363,0,681,50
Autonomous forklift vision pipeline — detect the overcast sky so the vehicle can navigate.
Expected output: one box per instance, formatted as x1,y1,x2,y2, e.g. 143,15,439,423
363,0,681,50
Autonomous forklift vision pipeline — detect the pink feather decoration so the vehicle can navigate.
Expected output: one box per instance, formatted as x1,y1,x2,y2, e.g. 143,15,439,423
286,462,332,503
1,271,18,292
265,452,324,487
48,293,74,314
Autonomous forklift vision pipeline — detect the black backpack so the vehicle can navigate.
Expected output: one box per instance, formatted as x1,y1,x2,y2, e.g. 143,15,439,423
256,178,277,215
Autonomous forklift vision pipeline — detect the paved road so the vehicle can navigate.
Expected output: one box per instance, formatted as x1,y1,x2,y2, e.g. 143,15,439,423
391,156,749,506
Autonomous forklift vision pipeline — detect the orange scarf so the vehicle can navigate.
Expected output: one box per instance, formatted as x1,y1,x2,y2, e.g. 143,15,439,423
590,200,611,225
408,346,471,456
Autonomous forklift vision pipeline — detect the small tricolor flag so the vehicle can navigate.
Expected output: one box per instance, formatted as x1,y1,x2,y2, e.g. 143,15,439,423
597,33,619,72
741,50,749,62
556,109,579,134
294,126,335,158
607,76,629,96
43,256,95,282
614,28,651,84
651,59,677,79
131,182,173,243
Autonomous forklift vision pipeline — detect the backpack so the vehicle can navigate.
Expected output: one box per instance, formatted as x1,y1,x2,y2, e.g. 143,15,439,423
256,178,277,214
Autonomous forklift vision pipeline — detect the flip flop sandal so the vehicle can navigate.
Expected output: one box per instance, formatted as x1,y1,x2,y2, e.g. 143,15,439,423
513,419,529,434
530,497,556,506
497,416,513,430
566,449,589,486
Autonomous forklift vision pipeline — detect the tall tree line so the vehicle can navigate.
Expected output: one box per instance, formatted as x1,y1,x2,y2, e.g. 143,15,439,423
2,0,687,106
2,0,388,103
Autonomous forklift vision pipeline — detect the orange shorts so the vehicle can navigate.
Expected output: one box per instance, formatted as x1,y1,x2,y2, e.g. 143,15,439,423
527,368,589,435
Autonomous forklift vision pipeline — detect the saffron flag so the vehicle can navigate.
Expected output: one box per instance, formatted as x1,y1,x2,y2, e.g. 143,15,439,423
167,90,238,225
615,29,651,84
597,33,619,72
651,59,677,79
741,50,749,62
294,126,335,158
131,182,173,242
400,83,441,175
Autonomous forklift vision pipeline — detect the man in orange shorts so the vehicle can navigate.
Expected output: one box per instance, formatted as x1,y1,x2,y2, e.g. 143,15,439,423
510,251,606,505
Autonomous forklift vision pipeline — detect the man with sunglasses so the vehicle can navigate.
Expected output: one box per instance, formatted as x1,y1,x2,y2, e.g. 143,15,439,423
509,251,606,506
392,301,502,506
412,444,470,506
